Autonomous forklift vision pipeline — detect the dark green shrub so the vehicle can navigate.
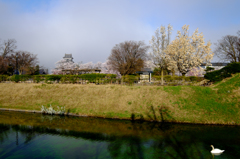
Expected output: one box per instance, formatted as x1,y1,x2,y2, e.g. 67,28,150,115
0,75,8,82
184,76,191,81
189,76,198,81
33,75,44,83
152,75,161,81
205,62,240,82
80,73,108,83
19,75,31,82
224,62,240,73
106,74,117,79
60,76,67,83
0,73,117,84
11,75,20,83
196,77,204,82
69,75,78,84
174,76,184,81
205,66,215,73
123,75,139,85
45,75,62,83
164,75,173,82
205,70,222,82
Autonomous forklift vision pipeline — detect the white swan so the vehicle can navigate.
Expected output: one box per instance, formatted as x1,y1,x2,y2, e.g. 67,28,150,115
210,145,224,155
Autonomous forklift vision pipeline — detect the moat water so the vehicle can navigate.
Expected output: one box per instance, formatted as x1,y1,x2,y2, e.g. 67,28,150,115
0,110,240,159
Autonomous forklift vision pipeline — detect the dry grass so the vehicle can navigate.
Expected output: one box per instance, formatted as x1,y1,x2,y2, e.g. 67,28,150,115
0,83,183,120
1,78,240,125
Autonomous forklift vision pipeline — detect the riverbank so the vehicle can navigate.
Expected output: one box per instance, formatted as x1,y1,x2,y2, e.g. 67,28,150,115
0,74,240,125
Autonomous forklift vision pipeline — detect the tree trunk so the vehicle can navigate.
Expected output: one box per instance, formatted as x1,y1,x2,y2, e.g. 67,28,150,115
172,69,175,76
161,69,163,86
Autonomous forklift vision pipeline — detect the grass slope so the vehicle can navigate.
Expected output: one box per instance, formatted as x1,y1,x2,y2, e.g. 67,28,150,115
0,74,240,125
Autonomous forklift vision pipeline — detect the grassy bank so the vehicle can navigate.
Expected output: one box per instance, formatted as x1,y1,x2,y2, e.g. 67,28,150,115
0,74,240,125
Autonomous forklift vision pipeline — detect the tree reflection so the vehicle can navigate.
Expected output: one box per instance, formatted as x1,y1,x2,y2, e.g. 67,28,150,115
146,123,213,159
0,124,10,143
0,111,238,159
108,136,143,159
12,125,40,144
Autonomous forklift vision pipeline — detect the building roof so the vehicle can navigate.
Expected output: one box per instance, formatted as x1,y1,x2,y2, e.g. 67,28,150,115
63,54,73,59
201,63,229,66
136,68,153,74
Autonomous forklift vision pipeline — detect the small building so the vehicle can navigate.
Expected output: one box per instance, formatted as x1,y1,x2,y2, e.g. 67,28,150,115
200,63,229,70
136,68,153,82
39,69,48,74
63,54,74,62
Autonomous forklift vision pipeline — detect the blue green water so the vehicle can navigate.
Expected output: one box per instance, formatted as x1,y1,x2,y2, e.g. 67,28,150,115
0,111,240,159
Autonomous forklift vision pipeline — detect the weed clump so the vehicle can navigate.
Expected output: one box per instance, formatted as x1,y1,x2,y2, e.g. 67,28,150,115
41,105,65,115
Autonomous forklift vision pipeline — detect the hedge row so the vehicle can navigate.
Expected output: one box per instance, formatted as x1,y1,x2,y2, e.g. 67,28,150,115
0,74,117,84
204,62,240,82
0,74,206,84
152,75,204,82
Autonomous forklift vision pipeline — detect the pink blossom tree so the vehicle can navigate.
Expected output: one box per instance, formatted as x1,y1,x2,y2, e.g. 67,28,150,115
52,59,121,77
101,60,121,78
79,61,95,69
186,67,204,77
52,59,77,74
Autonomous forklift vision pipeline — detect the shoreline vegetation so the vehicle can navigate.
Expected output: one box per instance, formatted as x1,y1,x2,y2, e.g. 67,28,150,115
0,73,240,125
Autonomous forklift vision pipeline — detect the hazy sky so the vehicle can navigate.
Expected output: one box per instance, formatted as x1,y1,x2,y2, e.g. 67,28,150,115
0,0,239,71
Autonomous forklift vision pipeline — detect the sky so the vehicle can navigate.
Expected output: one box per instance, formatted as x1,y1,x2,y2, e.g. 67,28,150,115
0,0,239,71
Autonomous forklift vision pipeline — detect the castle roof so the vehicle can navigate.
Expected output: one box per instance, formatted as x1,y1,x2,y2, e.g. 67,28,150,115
63,54,73,59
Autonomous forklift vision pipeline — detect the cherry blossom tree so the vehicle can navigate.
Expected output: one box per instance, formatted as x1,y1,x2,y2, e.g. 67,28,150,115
165,25,213,76
149,24,173,85
144,60,155,69
186,67,204,77
52,59,77,74
100,60,121,78
52,59,121,77
94,61,103,69
78,61,94,69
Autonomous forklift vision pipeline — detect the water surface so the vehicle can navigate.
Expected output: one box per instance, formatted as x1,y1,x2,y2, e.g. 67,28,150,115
0,111,240,159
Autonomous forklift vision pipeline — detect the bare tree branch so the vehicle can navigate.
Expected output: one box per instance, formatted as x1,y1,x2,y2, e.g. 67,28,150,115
215,35,240,63
11,51,38,75
0,39,17,58
108,41,148,75
149,24,173,85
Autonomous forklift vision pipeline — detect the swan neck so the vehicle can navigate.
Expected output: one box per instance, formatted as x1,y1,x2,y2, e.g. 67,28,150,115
211,145,214,150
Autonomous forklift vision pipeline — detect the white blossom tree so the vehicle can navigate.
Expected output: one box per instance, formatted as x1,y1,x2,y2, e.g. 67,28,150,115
149,24,173,85
165,25,213,76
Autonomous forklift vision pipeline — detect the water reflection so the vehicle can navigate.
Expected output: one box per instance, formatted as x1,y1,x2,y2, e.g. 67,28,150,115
0,111,240,158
